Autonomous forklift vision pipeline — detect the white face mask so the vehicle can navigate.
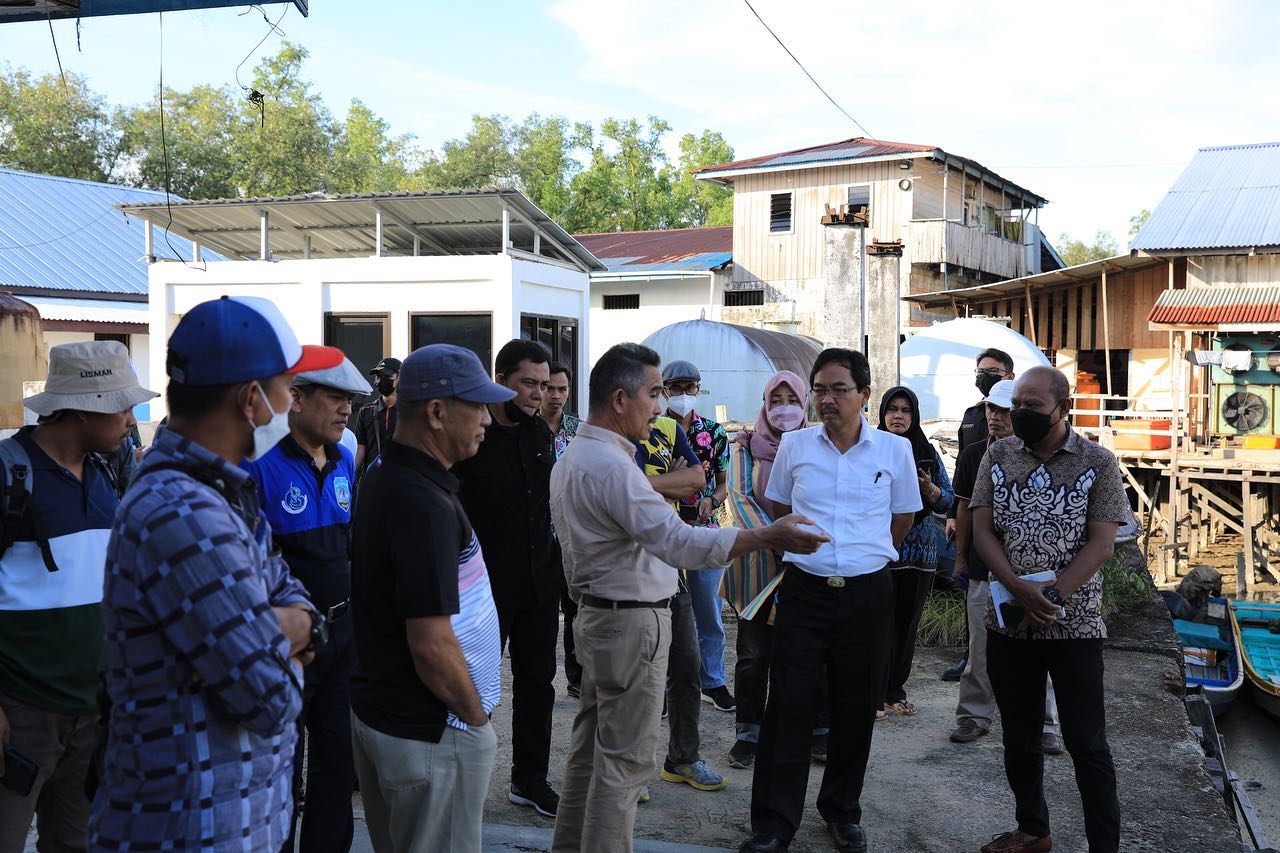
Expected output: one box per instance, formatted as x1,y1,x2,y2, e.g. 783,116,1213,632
766,404,806,432
665,394,698,418
246,385,291,461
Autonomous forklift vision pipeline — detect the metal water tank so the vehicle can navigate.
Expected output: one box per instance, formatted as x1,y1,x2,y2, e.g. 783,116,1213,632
0,294,47,429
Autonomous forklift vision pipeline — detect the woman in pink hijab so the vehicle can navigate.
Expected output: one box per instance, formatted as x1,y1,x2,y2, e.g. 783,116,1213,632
721,370,808,770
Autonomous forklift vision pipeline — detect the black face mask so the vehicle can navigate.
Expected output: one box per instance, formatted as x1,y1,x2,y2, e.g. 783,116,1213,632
377,377,396,397
975,372,1003,396
504,400,534,425
1010,407,1059,445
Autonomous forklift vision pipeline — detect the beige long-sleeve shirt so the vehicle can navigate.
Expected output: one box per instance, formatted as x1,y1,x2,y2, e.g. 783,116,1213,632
550,421,739,602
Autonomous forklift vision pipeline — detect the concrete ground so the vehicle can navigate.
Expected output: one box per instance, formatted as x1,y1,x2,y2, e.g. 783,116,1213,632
28,602,1245,852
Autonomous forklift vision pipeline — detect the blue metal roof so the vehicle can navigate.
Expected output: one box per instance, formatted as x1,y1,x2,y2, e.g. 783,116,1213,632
597,252,733,273
0,168,206,295
1131,142,1280,252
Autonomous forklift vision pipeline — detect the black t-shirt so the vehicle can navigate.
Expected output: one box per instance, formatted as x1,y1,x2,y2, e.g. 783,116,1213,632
353,399,397,476
349,441,467,742
952,439,991,583
957,402,988,456
454,416,562,615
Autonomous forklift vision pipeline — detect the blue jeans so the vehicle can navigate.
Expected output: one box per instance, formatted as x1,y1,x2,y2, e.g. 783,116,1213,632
685,567,727,690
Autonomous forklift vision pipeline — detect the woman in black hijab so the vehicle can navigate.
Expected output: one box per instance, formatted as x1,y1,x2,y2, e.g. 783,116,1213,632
876,386,954,718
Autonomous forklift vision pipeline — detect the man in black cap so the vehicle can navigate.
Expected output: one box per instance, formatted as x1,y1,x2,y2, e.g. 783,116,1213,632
455,339,562,818
353,356,401,478
349,344,512,853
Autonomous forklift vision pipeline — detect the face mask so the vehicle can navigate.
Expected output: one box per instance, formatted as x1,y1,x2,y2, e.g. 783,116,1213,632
975,372,1002,395
377,377,396,397
1010,406,1058,445
766,405,806,432
666,394,697,418
247,386,291,461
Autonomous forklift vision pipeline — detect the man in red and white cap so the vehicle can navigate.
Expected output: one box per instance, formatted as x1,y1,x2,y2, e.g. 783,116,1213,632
90,296,344,852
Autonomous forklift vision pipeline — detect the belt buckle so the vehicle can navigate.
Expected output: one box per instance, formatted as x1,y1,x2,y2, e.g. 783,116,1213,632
826,576,846,589
327,600,349,622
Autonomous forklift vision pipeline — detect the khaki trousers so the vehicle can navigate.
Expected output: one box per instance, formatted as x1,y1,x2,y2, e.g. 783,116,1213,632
552,604,670,853
955,581,1060,734
351,713,497,853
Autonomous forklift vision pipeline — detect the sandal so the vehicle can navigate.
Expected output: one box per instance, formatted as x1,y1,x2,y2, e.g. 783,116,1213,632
885,701,918,717
874,709,888,722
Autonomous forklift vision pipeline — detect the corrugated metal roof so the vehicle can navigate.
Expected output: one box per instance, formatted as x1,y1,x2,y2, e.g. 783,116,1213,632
1131,142,1280,252
1147,285,1280,326
17,295,149,325
0,168,205,295
119,188,605,271
902,252,1162,308
575,227,732,273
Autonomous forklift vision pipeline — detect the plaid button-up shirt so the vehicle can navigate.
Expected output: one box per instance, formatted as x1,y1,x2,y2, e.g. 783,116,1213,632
90,428,311,851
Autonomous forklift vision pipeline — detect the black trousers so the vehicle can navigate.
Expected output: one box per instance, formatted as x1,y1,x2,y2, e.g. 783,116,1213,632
750,567,892,842
561,588,582,687
735,600,830,740
884,567,934,705
499,595,561,788
284,617,355,853
986,631,1120,853
667,591,702,765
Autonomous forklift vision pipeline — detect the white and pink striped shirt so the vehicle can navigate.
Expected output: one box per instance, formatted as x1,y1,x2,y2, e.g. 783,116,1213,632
446,532,502,730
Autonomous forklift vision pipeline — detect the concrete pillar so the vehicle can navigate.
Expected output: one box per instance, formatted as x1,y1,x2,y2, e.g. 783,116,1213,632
822,225,865,350
866,243,903,399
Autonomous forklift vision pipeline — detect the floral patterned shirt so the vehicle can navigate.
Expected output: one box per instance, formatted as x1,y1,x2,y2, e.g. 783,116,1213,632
550,413,580,460
969,429,1129,641
675,412,730,527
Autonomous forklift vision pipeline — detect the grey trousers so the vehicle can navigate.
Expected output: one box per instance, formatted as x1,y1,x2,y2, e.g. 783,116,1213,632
0,692,97,853
351,712,497,853
955,581,1060,734
552,604,670,853
666,591,702,766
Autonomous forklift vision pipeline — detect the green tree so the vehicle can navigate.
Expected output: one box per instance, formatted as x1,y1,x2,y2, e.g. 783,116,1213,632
417,114,517,189
1128,208,1150,238
665,130,734,227
566,116,675,232
512,114,587,221
330,99,417,194
117,84,241,199
0,66,121,181
1056,229,1119,266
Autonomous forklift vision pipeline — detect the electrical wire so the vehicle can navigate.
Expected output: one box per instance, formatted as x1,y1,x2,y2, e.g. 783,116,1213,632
156,12,205,271
0,207,119,251
234,3,289,93
742,0,874,139
45,8,68,90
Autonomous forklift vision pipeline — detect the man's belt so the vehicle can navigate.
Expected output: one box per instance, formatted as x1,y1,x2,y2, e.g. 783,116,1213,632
579,593,672,610
327,599,350,622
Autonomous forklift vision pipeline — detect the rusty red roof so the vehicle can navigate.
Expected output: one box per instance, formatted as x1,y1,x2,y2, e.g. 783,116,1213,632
573,227,732,272
1148,285,1280,326
694,137,936,176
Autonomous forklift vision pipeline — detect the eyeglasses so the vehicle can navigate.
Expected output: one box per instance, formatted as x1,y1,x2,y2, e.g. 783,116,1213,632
975,368,1006,377
810,385,857,400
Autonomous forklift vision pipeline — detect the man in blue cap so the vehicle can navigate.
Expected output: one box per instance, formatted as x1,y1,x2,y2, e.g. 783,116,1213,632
348,344,513,853
244,357,371,853
90,295,344,851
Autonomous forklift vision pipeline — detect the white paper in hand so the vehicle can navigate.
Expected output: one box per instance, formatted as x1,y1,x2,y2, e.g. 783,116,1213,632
989,571,1065,628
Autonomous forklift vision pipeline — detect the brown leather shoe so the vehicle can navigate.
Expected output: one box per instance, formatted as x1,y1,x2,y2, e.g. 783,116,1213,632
950,719,989,744
980,830,1052,852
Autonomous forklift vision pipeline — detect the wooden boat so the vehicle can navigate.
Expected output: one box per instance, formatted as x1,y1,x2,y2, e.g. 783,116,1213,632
1174,599,1243,717
1229,599,1280,721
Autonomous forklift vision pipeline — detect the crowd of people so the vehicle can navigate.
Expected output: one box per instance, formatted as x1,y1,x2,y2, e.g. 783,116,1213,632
0,296,1129,853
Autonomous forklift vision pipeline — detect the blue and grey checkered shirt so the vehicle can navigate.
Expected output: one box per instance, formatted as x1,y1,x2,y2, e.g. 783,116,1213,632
89,427,311,851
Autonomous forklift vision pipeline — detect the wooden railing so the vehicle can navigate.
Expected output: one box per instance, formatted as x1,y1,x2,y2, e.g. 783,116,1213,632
908,219,1028,280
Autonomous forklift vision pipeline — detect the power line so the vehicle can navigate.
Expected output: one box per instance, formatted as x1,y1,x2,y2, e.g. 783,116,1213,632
742,0,874,139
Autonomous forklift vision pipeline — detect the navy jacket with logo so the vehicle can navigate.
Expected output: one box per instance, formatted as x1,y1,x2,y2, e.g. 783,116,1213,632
244,434,355,613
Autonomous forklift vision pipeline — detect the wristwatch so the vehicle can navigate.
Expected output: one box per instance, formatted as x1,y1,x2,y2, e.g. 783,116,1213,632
304,608,329,654
1041,587,1066,607
709,495,722,509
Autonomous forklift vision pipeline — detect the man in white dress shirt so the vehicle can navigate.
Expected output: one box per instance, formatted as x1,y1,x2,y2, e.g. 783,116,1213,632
740,348,922,853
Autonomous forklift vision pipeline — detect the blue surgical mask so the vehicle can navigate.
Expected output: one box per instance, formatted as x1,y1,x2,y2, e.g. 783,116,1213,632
247,386,291,461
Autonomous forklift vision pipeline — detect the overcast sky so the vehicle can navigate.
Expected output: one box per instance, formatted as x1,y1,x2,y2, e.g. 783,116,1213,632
3,0,1277,245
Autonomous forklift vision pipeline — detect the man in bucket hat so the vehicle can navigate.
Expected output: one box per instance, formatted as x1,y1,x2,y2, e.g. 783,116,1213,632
0,340,156,853
349,344,513,853
89,296,344,851
244,357,371,853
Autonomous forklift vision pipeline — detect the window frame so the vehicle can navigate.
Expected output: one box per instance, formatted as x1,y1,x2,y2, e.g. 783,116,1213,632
846,184,872,225
769,191,794,235
602,293,641,311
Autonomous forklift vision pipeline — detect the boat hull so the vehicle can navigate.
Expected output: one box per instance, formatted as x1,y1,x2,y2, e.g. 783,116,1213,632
1229,600,1280,722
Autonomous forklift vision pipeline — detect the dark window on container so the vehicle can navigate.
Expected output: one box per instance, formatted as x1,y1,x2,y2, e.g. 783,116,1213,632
724,290,765,307
410,313,493,372
769,192,792,232
603,294,640,310
847,185,871,223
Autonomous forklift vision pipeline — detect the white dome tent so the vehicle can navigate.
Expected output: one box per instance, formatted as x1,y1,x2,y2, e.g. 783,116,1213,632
900,318,1049,422
641,320,823,424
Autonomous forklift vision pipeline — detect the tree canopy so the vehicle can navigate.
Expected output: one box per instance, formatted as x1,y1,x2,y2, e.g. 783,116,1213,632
1056,229,1120,267
0,44,734,233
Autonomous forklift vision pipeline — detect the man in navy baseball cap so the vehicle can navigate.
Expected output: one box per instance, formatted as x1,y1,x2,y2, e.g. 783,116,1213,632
91,296,344,851
348,344,516,853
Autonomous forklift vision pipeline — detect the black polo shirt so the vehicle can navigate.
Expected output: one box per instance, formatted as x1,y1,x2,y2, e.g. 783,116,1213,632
349,441,469,742
454,415,562,615
353,398,397,476
952,439,991,583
